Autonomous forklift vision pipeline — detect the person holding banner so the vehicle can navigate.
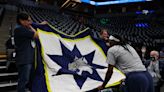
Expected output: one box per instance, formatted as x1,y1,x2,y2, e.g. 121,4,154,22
100,28,110,47
14,12,47,92
97,34,154,92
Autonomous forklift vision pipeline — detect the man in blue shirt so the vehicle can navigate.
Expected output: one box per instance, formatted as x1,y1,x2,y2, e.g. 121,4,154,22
14,12,47,92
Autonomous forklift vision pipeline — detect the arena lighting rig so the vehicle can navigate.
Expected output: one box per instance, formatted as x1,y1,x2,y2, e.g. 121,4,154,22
80,0,152,6
60,0,152,8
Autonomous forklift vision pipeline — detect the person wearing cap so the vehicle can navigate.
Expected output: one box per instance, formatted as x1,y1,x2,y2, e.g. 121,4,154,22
97,34,154,92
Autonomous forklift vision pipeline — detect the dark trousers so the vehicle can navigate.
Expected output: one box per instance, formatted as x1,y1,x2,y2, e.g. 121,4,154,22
125,71,154,92
17,64,32,92
155,85,160,92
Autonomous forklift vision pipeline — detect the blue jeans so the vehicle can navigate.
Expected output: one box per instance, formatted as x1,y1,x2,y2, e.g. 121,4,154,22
17,64,32,92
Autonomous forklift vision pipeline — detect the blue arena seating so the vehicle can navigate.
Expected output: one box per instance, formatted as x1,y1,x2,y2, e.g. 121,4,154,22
18,4,164,48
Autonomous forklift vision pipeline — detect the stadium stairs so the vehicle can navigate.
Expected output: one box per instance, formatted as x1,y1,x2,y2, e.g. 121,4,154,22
0,7,18,91
0,53,17,91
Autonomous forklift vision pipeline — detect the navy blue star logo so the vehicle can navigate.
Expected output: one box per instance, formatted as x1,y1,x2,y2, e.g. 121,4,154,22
47,41,106,89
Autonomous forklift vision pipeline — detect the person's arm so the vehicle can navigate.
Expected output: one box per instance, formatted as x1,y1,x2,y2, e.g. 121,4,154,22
32,21,48,26
31,21,48,29
29,25,38,38
102,64,114,87
98,48,116,90
15,26,35,39
39,21,48,25
98,64,114,90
